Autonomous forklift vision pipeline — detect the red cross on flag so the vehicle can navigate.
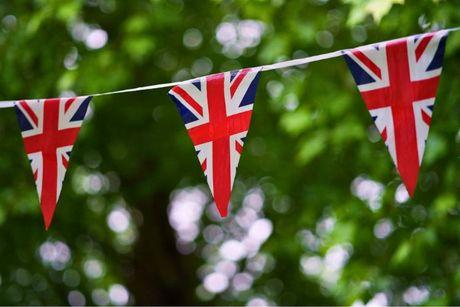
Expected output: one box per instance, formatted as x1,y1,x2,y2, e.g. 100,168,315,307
343,30,448,196
14,97,92,229
168,68,261,217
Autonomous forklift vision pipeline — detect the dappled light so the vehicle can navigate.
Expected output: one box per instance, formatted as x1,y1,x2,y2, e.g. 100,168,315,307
0,0,458,305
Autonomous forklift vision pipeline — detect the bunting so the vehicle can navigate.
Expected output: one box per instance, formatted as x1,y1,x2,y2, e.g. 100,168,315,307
0,28,457,228
168,68,261,217
343,30,448,196
14,97,92,229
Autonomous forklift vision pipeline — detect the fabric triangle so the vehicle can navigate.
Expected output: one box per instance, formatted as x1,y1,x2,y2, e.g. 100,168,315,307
343,30,448,196
168,68,261,217
14,96,92,229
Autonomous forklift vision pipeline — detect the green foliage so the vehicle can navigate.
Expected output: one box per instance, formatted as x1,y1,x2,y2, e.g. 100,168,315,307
0,0,459,305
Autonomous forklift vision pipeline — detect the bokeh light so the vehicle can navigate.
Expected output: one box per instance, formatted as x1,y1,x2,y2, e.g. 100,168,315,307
38,241,71,270
108,284,130,305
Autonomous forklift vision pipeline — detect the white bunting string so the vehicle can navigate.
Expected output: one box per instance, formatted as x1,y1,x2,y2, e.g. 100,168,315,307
0,27,459,109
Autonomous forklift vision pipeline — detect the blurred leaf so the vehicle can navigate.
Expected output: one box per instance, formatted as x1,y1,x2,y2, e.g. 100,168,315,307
296,131,327,165
279,109,313,136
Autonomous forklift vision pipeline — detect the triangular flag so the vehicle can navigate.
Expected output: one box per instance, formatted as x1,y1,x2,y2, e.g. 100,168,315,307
14,96,92,229
168,68,261,217
343,30,448,196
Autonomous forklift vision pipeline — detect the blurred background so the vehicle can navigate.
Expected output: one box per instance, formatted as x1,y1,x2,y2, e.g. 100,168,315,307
0,0,459,305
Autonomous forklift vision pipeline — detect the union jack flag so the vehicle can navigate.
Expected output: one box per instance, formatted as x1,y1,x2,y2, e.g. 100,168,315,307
14,96,92,229
168,68,261,217
343,30,448,196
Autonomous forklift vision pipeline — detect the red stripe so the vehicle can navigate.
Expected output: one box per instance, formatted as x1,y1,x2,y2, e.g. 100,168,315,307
352,50,382,79
381,128,387,142
64,98,76,113
360,77,440,111
361,88,391,110
201,159,207,172
235,140,243,154
230,68,250,97
62,155,69,169
207,73,231,217
20,100,39,127
415,35,433,61
386,40,420,196
413,76,440,100
187,111,252,146
172,87,203,116
23,128,80,154
40,99,60,230
421,110,431,125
